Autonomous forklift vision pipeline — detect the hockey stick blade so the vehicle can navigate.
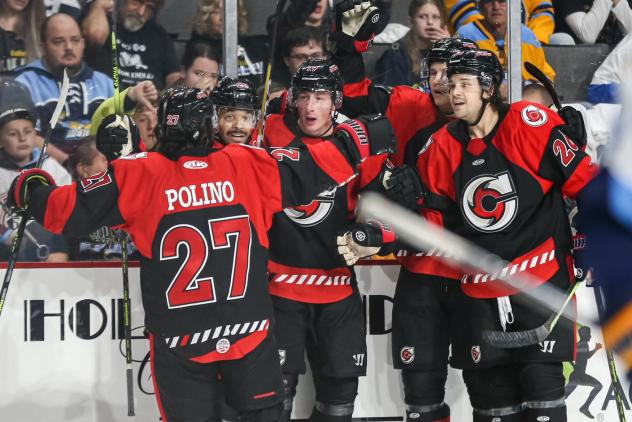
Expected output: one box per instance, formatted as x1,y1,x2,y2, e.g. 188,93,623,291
49,69,70,131
482,282,581,348
358,193,575,320
525,61,561,109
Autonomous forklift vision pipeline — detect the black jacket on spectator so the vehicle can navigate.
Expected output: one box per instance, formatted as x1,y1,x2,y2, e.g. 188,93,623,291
553,0,632,45
85,19,180,90
0,28,27,75
374,37,428,88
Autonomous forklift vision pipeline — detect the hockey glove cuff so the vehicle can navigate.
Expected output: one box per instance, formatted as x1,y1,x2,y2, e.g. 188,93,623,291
337,222,389,265
333,115,397,167
384,165,426,210
97,114,141,161
7,168,56,213
558,106,587,147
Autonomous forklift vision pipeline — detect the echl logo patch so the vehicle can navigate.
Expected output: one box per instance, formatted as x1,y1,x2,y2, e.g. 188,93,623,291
461,171,518,233
400,346,415,364
471,345,482,363
521,105,548,127
216,338,230,354
283,187,336,227
80,170,112,192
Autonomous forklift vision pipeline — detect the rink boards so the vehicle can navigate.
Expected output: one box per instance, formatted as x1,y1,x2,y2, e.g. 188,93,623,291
0,262,630,422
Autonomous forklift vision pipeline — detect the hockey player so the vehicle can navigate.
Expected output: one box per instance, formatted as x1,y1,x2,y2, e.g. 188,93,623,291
6,87,395,422
408,50,595,421
263,58,396,422
211,77,261,147
335,5,478,421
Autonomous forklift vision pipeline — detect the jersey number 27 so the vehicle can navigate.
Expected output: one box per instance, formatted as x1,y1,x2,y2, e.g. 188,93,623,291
160,215,251,309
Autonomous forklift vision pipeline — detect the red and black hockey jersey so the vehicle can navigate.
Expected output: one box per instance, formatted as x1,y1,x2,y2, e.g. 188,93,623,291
264,112,387,304
417,101,598,298
27,143,360,363
337,48,460,279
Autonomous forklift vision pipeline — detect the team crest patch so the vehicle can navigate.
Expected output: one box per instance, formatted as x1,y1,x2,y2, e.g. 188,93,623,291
216,338,230,354
521,105,548,127
278,349,286,366
400,346,415,364
80,170,112,192
471,345,481,363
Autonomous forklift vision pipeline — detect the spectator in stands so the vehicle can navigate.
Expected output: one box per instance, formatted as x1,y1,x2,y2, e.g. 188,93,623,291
168,42,221,94
551,0,632,46
0,0,45,73
456,0,556,89
82,0,180,90
444,0,555,44
188,0,268,88
273,25,328,86
16,13,157,165
0,80,70,262
268,0,392,62
375,0,450,87
588,31,632,103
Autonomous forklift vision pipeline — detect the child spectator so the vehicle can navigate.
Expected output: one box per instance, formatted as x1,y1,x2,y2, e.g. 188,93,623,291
0,0,45,73
172,42,221,94
0,80,70,262
375,0,450,87
273,25,328,86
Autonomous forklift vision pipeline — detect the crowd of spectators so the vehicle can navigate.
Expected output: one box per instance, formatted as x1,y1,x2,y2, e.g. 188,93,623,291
0,0,629,262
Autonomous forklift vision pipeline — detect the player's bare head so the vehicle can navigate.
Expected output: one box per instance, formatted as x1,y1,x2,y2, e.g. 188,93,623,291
522,83,555,108
447,49,503,124
211,77,260,145
154,87,215,159
289,59,342,137
423,38,478,113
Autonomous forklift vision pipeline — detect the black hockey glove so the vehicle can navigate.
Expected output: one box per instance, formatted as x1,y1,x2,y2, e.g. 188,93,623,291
6,168,56,213
335,0,381,53
384,165,426,211
96,114,141,161
337,223,384,265
333,115,397,167
558,106,587,147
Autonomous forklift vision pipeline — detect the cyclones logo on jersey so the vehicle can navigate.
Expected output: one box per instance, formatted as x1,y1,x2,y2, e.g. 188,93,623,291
521,104,548,127
283,187,336,227
461,171,518,233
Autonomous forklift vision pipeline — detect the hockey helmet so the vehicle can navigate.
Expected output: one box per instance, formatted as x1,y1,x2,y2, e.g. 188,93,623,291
421,37,479,89
212,76,260,111
288,59,344,109
446,49,504,90
155,87,215,158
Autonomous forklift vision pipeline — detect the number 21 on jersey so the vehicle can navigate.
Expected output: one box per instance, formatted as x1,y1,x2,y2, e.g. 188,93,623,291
160,215,251,309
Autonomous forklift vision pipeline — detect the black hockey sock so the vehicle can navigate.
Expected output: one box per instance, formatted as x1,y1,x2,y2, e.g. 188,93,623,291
406,403,450,422
472,411,524,422
308,405,353,422
524,405,566,422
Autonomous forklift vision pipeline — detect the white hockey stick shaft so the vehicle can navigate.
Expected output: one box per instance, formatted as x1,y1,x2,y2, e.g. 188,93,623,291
359,192,576,320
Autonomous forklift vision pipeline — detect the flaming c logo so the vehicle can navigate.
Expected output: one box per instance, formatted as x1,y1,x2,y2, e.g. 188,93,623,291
461,172,518,233
283,188,336,227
